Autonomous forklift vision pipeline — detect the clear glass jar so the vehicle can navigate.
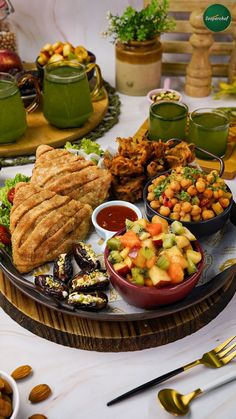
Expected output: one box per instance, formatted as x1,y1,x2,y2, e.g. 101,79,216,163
0,0,17,51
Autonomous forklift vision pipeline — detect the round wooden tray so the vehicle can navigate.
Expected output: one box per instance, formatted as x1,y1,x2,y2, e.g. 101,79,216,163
0,270,235,352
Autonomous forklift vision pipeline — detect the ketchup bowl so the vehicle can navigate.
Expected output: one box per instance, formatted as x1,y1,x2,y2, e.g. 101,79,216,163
92,200,143,241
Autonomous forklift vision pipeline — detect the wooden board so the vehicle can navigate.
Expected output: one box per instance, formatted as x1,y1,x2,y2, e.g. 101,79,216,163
0,271,235,352
134,119,236,179
0,89,108,158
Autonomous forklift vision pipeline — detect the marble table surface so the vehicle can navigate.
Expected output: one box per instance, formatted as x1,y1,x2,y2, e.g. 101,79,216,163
0,88,236,419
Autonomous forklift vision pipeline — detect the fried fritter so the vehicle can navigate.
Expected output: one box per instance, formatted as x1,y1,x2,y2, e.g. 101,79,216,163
103,137,195,203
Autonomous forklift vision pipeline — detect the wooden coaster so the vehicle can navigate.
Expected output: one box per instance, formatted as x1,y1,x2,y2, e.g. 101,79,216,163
0,271,235,352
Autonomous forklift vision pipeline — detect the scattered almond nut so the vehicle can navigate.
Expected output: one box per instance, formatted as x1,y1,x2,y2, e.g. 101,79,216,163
11,365,32,381
28,415,48,419
29,384,52,404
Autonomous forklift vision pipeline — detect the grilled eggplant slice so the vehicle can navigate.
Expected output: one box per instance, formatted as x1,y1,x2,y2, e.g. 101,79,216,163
71,270,109,292
35,275,69,299
53,252,73,283
73,242,101,272
67,291,108,311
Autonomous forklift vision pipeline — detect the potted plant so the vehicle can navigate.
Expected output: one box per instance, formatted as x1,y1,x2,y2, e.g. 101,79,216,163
103,0,175,96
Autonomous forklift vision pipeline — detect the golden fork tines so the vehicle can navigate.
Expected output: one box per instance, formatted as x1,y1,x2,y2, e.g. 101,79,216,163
107,336,236,406
184,335,236,370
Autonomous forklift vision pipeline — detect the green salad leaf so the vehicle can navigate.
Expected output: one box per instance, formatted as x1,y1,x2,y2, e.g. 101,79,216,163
65,138,104,156
0,173,30,230
0,206,11,228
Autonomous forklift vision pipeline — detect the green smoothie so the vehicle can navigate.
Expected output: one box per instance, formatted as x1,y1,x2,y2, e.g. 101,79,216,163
0,80,27,143
189,111,229,159
43,65,93,128
148,101,188,141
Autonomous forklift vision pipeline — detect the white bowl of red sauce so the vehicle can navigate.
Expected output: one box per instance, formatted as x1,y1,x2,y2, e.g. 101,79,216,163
92,200,143,241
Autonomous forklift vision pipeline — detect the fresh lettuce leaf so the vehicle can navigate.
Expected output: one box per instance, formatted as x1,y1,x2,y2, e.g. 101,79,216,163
0,206,11,228
80,138,104,156
64,141,80,150
65,138,104,156
0,173,30,234
0,173,30,210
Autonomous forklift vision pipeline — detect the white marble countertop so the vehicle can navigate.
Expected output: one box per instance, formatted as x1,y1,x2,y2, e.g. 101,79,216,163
0,89,236,419
1,1,236,416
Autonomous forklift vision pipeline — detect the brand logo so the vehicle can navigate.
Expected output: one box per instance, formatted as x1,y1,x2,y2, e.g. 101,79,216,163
203,3,231,32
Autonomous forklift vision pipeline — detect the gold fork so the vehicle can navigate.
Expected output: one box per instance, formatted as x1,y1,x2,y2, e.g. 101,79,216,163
107,336,236,406
184,335,236,370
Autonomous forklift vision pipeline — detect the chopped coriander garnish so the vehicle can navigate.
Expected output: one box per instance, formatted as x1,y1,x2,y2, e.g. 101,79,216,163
183,166,203,181
191,196,200,205
153,178,170,198
176,191,191,202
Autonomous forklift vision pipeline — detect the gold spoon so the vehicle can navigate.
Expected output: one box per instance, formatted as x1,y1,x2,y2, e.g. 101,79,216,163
158,370,236,416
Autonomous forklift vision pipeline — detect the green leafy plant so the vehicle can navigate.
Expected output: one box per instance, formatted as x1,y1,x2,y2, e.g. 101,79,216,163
103,0,175,43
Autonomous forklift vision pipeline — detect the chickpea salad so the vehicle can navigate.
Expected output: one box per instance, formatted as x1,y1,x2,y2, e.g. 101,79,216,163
147,166,232,222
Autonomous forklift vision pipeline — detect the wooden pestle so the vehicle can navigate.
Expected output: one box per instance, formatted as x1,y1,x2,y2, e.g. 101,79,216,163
185,9,214,97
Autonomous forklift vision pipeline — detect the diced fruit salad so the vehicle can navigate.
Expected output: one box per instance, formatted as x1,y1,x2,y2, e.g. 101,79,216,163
107,216,203,288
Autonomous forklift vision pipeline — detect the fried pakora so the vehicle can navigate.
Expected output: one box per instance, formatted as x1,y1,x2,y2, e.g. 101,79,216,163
103,137,195,202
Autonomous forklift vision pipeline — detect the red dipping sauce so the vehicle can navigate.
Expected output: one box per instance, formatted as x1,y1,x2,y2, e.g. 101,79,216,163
96,205,138,231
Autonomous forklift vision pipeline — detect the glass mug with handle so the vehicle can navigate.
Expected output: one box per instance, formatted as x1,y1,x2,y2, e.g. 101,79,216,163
42,60,103,128
0,72,40,144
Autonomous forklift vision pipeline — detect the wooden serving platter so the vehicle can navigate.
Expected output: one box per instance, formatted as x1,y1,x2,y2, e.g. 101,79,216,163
134,119,236,179
0,89,108,158
0,269,235,352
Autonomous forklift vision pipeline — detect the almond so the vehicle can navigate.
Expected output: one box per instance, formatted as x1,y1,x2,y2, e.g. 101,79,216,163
0,378,12,395
29,384,52,404
28,415,48,419
0,398,12,417
11,365,32,381
0,379,4,390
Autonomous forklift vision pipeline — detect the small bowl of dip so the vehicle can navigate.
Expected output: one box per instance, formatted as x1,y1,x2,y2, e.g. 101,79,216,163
92,200,143,242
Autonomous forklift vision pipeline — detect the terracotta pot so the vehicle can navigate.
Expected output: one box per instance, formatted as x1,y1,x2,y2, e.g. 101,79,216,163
115,38,162,96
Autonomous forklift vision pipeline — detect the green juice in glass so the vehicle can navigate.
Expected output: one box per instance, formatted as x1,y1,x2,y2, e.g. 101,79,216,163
43,64,93,128
0,79,27,143
148,101,188,141
189,110,229,160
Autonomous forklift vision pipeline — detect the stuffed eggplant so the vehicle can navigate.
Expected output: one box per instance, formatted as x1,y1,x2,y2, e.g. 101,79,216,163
73,242,101,272
67,291,108,311
53,252,73,283
71,270,109,293
35,275,69,299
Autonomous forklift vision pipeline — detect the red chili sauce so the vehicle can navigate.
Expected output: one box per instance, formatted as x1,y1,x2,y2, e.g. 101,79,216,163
96,205,138,231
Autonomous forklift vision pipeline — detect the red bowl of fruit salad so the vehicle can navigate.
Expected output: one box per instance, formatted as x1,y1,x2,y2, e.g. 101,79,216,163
104,216,204,309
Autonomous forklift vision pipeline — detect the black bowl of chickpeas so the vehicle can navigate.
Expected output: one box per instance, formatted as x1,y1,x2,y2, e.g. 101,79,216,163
143,166,233,238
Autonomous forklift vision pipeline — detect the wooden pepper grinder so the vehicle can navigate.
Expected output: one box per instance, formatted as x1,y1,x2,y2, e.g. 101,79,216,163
185,9,214,97
228,3,236,83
